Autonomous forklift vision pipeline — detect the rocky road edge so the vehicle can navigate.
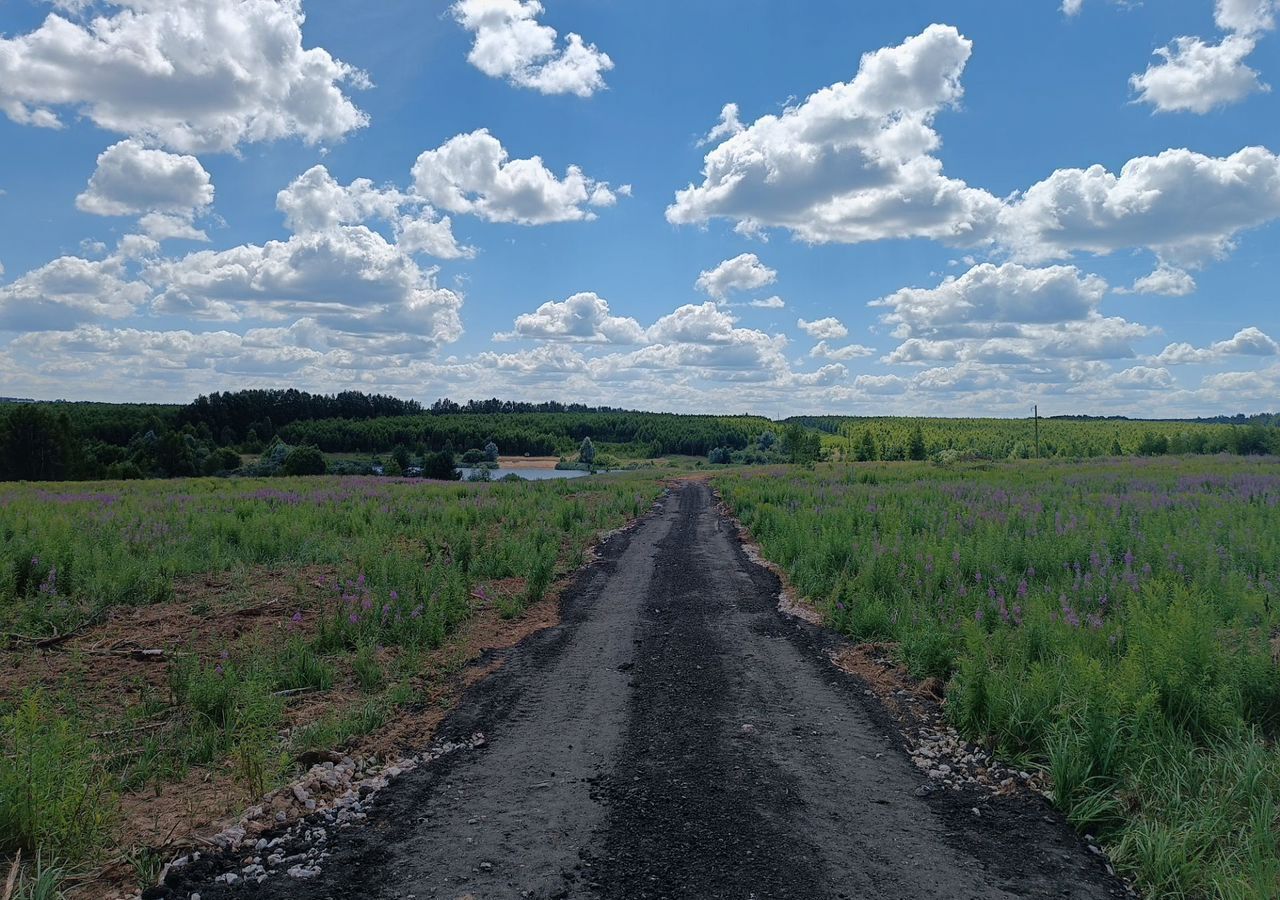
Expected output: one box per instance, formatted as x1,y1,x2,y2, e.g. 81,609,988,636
130,491,672,900
715,489,1137,894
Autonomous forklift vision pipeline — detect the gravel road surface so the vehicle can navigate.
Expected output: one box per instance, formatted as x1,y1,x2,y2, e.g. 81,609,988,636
172,481,1127,900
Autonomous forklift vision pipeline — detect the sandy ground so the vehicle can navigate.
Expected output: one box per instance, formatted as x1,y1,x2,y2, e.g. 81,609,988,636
497,456,562,469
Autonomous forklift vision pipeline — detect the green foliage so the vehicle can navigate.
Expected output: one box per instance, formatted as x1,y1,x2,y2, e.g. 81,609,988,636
793,414,1274,461
352,643,386,694
1136,431,1170,456
0,693,113,860
907,425,927,461
781,424,821,463
0,406,80,481
421,449,460,480
11,851,70,900
281,446,327,476
717,456,1280,896
202,447,242,475
579,436,596,465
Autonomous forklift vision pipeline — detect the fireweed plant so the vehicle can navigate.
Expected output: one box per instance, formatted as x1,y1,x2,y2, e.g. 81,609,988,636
0,473,661,871
717,456,1280,899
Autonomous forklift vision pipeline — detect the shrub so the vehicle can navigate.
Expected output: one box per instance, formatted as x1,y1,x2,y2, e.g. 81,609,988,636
421,450,460,481
202,446,242,475
281,446,326,476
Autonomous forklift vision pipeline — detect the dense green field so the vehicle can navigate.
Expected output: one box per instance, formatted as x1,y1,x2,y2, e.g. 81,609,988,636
0,472,662,878
792,415,1277,460
717,457,1280,898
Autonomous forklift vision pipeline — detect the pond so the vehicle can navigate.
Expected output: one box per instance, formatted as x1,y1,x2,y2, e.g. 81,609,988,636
458,467,591,481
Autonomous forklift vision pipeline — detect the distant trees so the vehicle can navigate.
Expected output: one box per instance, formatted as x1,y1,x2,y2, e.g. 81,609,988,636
0,405,79,481
1136,432,1170,457
781,424,821,464
907,425,927,461
177,389,421,440
579,437,596,465
421,450,460,481
708,447,732,464
4,391,1278,484
854,430,877,462
203,447,242,475
1233,424,1276,456
391,444,412,472
282,446,327,476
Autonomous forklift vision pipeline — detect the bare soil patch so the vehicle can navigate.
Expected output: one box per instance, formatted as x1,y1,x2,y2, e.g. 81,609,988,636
1,558,590,899
497,456,560,469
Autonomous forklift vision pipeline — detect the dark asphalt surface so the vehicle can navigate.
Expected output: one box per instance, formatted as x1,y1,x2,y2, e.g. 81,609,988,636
172,482,1127,899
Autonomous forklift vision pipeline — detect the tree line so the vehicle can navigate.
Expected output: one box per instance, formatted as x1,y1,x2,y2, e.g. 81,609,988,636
788,416,1280,460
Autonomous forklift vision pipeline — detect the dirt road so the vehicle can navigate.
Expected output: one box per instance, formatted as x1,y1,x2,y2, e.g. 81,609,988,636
174,482,1126,899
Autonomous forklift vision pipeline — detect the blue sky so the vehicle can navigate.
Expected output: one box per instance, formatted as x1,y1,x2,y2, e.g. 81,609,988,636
0,0,1277,415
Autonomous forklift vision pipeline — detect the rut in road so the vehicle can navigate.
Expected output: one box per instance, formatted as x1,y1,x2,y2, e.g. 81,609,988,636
176,481,1126,900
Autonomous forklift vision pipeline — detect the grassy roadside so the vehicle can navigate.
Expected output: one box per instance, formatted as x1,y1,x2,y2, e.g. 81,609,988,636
716,457,1280,899
0,472,663,896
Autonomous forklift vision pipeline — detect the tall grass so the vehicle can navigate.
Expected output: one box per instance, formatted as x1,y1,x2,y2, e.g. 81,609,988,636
717,456,1280,897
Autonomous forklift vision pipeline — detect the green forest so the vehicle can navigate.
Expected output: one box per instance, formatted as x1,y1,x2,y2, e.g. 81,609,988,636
0,391,1276,482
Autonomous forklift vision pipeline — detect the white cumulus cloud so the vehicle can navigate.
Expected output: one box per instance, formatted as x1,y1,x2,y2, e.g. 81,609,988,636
76,140,213,218
412,130,622,225
797,317,849,340
504,292,645,344
695,253,777,301
811,341,875,361
0,0,369,153
1122,265,1198,296
1157,326,1280,363
0,240,152,330
149,225,463,349
451,0,612,97
1131,35,1268,113
667,25,1002,246
276,165,473,260
999,147,1280,265
1216,0,1278,35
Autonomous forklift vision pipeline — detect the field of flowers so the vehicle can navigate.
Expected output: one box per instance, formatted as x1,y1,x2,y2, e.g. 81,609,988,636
717,456,1280,899
0,473,662,882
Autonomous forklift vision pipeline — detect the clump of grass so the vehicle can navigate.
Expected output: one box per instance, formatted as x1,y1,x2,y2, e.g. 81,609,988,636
11,851,71,900
352,642,385,694
0,693,114,860
273,636,334,693
291,699,389,755
124,846,165,891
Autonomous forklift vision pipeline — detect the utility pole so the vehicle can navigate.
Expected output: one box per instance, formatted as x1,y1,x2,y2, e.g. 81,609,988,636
1033,404,1040,459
